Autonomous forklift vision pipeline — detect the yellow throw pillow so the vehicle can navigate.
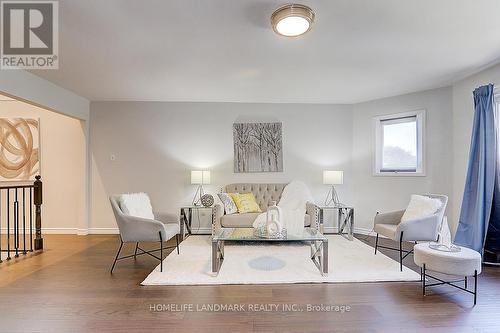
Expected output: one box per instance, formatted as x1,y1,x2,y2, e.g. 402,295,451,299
229,192,262,213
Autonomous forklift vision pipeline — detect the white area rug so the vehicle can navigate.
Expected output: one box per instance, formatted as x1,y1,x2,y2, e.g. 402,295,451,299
142,235,420,285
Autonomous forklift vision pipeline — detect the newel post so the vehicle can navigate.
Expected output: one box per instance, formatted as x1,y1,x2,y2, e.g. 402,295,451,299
34,175,43,250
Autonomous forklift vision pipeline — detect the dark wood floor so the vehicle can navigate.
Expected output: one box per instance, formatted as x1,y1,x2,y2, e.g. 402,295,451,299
0,234,499,333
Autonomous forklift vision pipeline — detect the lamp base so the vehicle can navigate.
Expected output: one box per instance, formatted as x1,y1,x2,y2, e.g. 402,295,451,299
192,185,204,206
324,185,341,207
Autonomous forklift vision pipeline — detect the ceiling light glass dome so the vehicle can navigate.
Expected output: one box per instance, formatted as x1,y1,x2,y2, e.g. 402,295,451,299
271,4,315,37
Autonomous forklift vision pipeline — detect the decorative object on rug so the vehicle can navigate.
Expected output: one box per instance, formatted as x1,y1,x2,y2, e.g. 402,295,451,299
0,118,40,181
217,193,237,214
141,235,421,286
233,122,283,173
323,170,343,206
374,194,448,271
200,194,214,207
414,243,481,305
190,170,210,205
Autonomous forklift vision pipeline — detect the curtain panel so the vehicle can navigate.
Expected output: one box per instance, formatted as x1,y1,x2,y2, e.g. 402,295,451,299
455,84,497,254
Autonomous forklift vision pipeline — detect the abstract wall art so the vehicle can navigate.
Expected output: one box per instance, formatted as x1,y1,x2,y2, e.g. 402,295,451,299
233,122,283,173
0,118,40,181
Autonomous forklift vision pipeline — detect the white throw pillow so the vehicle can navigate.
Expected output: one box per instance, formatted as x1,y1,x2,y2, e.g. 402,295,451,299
217,193,237,215
119,192,155,220
401,194,442,222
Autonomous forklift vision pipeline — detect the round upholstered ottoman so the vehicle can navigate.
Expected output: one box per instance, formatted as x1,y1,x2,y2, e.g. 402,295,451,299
414,243,481,305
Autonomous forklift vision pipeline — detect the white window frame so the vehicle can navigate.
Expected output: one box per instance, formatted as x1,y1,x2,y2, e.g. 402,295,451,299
373,109,426,176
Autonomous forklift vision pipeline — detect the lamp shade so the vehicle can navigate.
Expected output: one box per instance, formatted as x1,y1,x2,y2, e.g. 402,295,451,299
191,170,211,185
323,170,343,185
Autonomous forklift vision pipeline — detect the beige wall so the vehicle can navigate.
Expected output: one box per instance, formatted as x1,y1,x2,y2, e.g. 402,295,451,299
0,100,86,233
351,87,454,230
90,102,354,232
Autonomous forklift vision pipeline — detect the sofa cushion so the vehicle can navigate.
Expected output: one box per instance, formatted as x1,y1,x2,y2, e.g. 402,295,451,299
217,193,237,215
221,213,261,227
221,213,312,228
119,192,154,220
229,192,262,213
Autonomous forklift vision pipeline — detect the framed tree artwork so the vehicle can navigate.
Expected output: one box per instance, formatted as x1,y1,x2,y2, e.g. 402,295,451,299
233,122,283,173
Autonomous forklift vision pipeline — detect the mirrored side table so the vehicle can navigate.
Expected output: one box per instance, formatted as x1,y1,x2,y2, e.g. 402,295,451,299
180,205,215,240
319,205,354,241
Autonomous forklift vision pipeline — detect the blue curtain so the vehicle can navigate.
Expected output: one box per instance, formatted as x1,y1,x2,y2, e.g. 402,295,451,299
455,84,497,254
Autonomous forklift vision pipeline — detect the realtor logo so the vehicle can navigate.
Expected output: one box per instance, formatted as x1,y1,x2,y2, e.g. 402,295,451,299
1,1,58,69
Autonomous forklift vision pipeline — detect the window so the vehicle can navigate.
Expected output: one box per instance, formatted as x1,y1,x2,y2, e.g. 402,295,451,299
374,110,425,176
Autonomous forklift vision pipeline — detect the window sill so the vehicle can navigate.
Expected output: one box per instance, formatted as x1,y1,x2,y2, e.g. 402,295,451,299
373,171,426,177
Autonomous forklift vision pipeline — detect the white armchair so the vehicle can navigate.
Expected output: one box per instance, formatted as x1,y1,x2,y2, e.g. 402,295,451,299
374,194,448,271
109,195,180,273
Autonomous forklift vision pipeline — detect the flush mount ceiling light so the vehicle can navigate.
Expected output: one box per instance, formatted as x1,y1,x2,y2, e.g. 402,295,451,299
271,4,315,37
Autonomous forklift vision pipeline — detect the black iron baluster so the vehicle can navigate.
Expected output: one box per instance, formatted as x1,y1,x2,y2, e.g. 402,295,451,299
14,188,19,257
29,187,33,252
23,188,26,255
7,189,10,260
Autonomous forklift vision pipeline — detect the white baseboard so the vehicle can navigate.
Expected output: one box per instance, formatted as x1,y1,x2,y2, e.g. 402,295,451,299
87,228,119,234
1,227,119,235
2,227,375,236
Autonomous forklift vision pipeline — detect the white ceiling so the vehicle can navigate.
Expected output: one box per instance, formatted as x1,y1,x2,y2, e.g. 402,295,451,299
31,0,500,103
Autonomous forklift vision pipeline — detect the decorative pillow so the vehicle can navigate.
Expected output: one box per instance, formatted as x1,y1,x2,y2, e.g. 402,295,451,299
229,192,262,214
401,194,442,222
218,193,238,215
119,192,155,220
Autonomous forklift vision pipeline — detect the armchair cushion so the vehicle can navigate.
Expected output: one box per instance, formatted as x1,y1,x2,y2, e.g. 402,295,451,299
401,194,442,222
119,193,154,220
374,223,397,239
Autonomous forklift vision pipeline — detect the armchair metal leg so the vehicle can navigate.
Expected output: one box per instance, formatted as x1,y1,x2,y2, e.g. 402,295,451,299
399,231,404,272
134,242,139,259
110,239,124,274
159,231,163,272
375,233,379,255
474,270,477,305
422,263,426,296
175,234,180,254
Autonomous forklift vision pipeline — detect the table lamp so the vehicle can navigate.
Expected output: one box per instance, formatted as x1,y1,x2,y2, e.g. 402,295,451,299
191,170,211,205
323,170,343,206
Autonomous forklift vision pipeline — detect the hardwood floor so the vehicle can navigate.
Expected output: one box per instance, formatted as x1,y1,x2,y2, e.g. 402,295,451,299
0,234,499,333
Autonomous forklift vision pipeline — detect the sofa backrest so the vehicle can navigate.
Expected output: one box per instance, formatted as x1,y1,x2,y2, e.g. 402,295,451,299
224,183,286,212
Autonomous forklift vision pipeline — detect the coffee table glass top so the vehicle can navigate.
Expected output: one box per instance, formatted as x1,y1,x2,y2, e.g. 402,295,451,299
212,227,327,242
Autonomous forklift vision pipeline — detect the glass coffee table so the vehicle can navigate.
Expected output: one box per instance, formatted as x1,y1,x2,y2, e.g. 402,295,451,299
211,227,328,276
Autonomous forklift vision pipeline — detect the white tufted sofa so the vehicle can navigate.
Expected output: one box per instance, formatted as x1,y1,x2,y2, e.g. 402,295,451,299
212,183,320,235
